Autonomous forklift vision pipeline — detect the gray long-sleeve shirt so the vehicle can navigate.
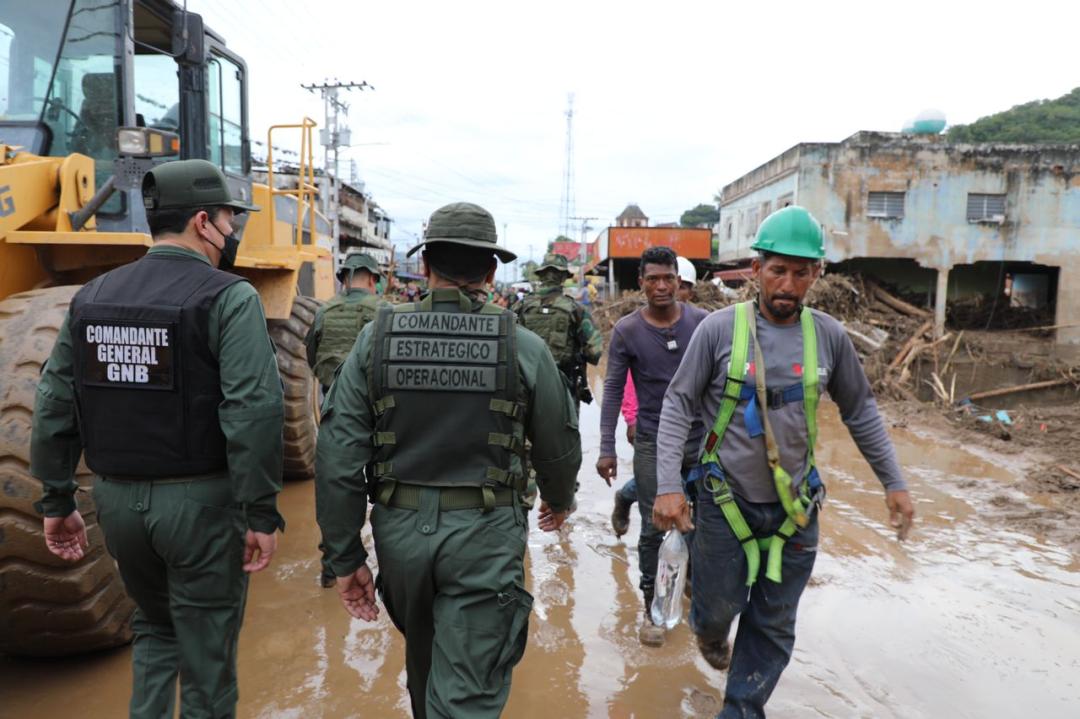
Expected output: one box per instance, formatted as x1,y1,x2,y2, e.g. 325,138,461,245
657,304,905,501
600,303,709,458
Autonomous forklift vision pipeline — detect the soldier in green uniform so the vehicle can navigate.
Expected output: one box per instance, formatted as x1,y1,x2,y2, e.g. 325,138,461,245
514,252,603,413
316,202,581,719
305,252,387,586
31,159,285,719
306,251,386,392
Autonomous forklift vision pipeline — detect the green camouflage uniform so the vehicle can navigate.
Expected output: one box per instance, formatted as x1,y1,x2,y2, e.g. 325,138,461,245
515,254,602,508
514,255,603,412
306,252,386,390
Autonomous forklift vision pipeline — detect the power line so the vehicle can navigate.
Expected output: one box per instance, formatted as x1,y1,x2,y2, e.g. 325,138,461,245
569,216,598,285
300,79,374,261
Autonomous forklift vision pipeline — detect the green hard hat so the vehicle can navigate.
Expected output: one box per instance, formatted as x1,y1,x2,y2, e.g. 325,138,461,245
407,202,516,263
537,253,572,274
142,159,259,213
337,252,382,279
750,206,824,259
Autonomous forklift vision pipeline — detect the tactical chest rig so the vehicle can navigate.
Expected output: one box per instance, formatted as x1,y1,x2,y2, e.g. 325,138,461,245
314,290,382,387
517,292,578,369
368,288,526,511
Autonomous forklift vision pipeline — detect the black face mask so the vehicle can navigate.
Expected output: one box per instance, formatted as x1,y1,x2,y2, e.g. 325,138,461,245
207,220,240,271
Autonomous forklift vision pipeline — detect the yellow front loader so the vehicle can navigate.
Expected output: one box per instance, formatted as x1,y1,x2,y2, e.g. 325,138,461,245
0,0,333,657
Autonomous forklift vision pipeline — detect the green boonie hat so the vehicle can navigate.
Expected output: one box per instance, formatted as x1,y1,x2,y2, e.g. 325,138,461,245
337,252,383,278
537,253,572,274
407,202,517,263
142,159,260,214
750,205,825,260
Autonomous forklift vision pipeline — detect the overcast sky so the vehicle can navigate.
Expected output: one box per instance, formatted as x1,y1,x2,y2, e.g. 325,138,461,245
189,0,1079,274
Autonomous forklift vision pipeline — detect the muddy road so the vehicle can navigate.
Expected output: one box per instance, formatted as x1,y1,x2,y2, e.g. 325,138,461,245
2,383,1078,718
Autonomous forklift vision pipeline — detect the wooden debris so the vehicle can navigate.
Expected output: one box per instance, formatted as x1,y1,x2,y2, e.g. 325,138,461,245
844,322,889,352
941,330,965,376
869,283,931,319
1054,465,1080,483
887,320,933,373
966,378,1074,402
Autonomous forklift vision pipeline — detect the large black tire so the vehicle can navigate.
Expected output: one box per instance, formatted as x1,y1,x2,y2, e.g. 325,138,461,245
0,287,135,657
268,296,322,481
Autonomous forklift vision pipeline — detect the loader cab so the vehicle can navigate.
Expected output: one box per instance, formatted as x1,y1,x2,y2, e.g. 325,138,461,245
0,0,252,234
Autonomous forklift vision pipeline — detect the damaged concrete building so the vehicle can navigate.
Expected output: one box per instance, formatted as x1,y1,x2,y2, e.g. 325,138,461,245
717,132,1080,344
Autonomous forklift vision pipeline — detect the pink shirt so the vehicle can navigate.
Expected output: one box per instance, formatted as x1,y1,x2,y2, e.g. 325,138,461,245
621,374,638,426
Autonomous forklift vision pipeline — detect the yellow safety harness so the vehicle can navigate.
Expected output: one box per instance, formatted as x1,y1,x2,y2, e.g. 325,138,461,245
694,301,824,585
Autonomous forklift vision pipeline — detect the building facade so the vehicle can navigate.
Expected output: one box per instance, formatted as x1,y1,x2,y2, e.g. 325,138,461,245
252,169,392,270
718,132,1080,343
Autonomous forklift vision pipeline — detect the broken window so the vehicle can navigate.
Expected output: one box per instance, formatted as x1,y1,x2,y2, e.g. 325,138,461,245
967,193,1006,222
867,191,905,219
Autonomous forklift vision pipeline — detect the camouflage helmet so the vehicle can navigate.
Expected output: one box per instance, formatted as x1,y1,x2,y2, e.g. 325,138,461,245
337,252,383,280
142,158,259,213
536,252,572,276
407,202,517,263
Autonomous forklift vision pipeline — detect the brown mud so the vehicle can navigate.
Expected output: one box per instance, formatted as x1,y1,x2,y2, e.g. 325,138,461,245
2,375,1079,718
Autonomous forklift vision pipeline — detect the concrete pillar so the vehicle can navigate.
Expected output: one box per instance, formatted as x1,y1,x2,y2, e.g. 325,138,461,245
1055,264,1080,346
934,267,949,338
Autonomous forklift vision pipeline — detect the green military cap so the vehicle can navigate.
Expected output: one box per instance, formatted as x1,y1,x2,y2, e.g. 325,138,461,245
537,253,572,275
407,202,516,263
142,159,260,213
337,252,383,278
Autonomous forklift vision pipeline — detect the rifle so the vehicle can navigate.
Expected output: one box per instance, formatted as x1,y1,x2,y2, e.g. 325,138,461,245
572,353,593,405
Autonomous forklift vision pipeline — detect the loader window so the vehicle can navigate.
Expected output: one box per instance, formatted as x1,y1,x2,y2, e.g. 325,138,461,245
0,24,13,115
133,53,179,134
208,54,243,175
42,0,123,213
0,3,69,122
0,1,124,213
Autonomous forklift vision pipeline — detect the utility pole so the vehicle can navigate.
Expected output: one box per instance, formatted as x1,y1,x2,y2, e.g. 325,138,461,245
570,216,597,288
558,93,575,239
301,79,373,263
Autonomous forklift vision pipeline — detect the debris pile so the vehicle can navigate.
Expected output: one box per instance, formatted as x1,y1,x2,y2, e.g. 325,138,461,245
947,294,1055,331
591,270,1080,531
594,271,1080,431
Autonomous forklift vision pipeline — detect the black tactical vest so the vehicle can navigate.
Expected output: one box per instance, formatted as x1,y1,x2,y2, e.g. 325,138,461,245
69,252,245,477
368,288,525,490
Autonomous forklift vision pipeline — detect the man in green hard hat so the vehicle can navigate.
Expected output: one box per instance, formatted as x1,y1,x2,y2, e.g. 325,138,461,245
315,201,582,719
653,205,915,717
31,159,284,718
514,252,603,414
305,250,387,587
306,251,386,393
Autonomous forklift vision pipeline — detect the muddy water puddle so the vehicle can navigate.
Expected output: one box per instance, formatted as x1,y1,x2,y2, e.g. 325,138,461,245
2,389,1078,718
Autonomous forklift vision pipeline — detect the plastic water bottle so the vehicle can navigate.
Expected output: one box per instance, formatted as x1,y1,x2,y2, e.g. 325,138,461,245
650,530,689,629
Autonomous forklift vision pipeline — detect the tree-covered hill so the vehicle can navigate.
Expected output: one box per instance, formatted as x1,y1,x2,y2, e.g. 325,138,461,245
948,88,1080,144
